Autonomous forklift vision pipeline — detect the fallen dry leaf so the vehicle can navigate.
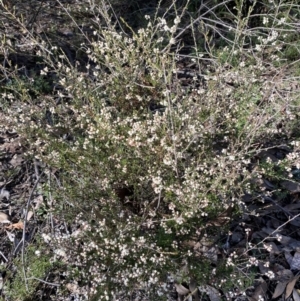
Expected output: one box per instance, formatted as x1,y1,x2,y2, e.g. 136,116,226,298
272,269,294,299
290,217,300,227
285,250,300,270
251,278,268,301
175,283,190,296
0,212,10,223
283,203,300,211
26,210,34,221
9,154,24,167
5,221,24,230
272,281,288,299
189,277,200,301
293,289,300,301
286,275,300,299
277,269,294,282
198,285,221,301
280,180,300,193
0,188,10,201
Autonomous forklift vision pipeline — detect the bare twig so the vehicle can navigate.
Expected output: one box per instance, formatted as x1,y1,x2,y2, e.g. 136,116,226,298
19,171,44,291
0,251,8,262
26,277,60,287
243,212,300,256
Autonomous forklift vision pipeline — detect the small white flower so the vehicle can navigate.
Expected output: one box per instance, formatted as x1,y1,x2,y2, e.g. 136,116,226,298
249,256,259,266
40,67,48,75
163,25,170,32
266,270,275,279
42,233,52,243
258,295,264,301
170,25,177,33
278,17,286,25
169,38,176,44
54,249,67,258
160,18,167,25
174,16,180,25
255,44,262,52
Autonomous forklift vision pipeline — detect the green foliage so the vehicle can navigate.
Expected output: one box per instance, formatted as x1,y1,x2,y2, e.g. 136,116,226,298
156,226,176,249
4,244,53,300
1,73,51,102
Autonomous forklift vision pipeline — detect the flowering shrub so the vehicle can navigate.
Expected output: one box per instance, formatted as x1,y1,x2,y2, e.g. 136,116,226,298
0,0,300,300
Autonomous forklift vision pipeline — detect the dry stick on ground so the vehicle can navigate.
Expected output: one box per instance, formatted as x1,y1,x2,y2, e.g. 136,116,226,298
47,172,56,236
16,170,44,291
